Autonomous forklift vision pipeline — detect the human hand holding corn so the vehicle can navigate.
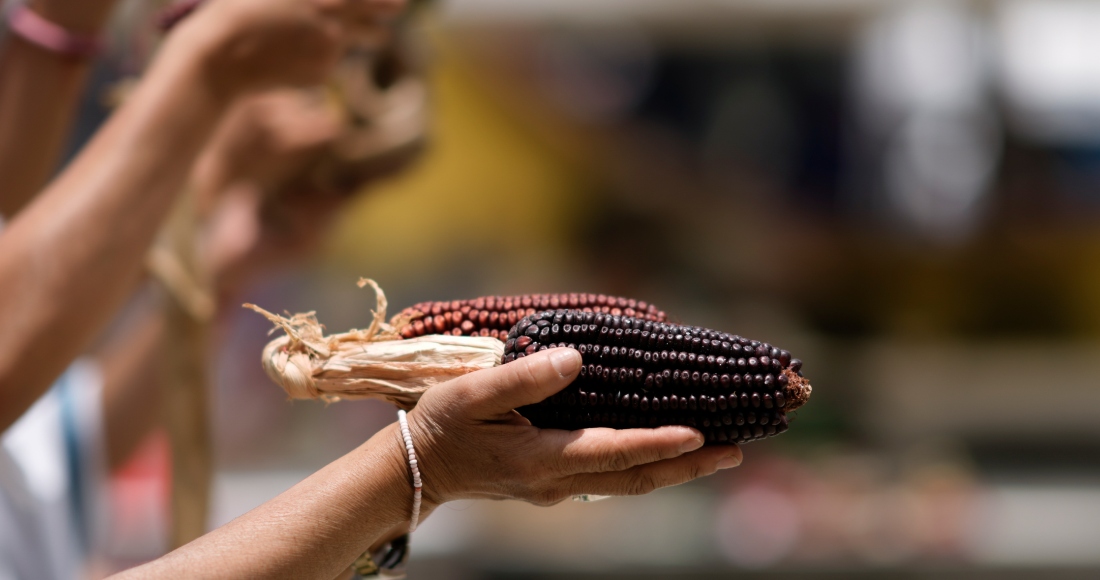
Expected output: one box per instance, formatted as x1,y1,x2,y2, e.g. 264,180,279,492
404,348,744,511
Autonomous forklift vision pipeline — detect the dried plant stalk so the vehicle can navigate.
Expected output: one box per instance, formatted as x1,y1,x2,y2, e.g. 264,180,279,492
150,193,213,549
246,279,503,409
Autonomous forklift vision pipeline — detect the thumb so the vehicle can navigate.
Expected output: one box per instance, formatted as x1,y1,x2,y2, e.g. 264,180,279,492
449,348,581,418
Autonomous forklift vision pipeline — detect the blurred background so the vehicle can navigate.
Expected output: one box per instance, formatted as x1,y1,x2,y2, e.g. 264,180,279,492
95,0,1100,577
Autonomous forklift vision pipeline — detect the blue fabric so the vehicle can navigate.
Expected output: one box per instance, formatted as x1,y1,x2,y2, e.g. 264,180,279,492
58,375,86,556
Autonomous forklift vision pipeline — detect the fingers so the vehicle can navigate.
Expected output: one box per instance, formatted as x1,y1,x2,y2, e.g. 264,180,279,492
567,445,742,498
540,426,704,475
447,348,581,417
261,92,341,151
202,184,263,277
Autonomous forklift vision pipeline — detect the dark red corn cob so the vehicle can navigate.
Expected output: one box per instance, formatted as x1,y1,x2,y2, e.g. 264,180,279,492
503,310,811,445
394,293,667,342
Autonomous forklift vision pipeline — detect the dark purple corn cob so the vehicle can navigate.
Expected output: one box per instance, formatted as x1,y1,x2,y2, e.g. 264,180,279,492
395,293,667,342
504,310,812,445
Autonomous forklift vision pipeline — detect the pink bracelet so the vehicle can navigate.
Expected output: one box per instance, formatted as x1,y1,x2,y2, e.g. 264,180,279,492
6,4,105,59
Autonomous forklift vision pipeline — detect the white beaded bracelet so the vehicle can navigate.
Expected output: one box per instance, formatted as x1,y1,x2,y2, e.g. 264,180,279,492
396,410,422,533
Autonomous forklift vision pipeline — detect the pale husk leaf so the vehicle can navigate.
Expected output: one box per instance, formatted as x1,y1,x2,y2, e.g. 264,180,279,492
246,279,503,409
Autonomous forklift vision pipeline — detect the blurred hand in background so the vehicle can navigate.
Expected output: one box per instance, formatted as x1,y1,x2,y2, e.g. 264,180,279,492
177,0,405,96
1,0,413,436
191,88,350,300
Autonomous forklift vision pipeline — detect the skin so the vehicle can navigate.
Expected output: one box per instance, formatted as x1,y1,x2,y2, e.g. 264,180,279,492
0,1,747,575
102,90,346,470
0,13,348,469
0,0,119,216
99,287,169,470
0,0,140,459
192,89,348,299
0,0,406,433
112,349,743,579
0,0,389,470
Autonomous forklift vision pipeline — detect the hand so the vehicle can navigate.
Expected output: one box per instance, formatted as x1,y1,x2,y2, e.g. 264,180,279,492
169,0,406,97
201,184,347,298
195,89,342,197
192,89,347,298
406,348,744,509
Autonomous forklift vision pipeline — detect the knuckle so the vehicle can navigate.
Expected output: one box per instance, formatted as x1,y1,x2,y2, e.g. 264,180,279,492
686,464,705,482
512,356,550,390
530,488,566,507
599,447,633,473
626,472,661,496
526,458,555,481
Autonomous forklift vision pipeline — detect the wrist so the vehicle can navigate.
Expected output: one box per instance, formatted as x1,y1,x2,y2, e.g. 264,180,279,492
322,422,424,541
145,29,236,114
158,7,248,102
389,416,442,515
403,408,450,512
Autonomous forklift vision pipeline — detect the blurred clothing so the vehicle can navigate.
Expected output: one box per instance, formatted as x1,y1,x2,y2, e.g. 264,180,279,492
0,360,108,580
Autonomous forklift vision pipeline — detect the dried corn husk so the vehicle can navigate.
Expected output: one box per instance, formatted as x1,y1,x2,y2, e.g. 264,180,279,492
247,279,503,409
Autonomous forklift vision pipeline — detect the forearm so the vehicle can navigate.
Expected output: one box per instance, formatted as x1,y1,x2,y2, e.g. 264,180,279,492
0,33,231,431
0,38,93,215
99,285,169,470
0,0,118,215
114,424,421,580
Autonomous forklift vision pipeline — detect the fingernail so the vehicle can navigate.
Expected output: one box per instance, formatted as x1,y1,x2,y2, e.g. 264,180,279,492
716,455,742,470
548,348,581,377
680,435,704,453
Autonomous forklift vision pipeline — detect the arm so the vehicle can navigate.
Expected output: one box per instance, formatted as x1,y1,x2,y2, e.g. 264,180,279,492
100,89,345,470
0,0,119,216
0,36,228,432
112,349,742,579
98,285,169,470
115,422,415,579
0,0,406,432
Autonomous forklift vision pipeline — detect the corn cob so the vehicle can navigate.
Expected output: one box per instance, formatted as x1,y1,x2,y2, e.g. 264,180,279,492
504,310,811,445
394,293,667,342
